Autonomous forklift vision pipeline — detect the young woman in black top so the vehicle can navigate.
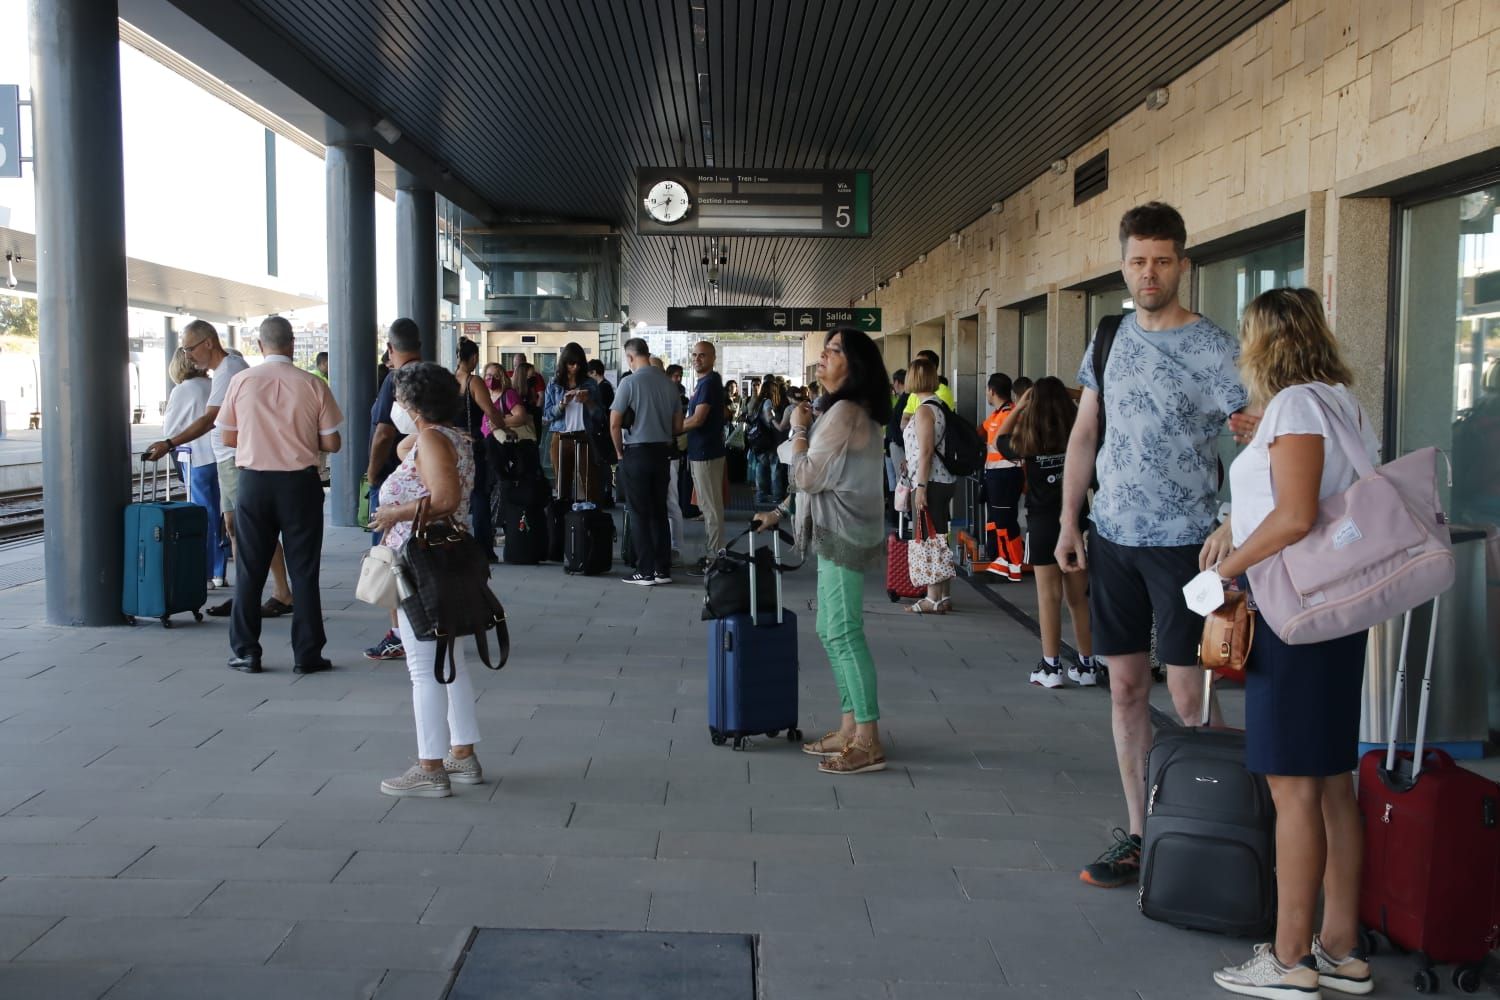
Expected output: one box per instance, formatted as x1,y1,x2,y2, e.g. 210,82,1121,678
455,337,504,562
998,377,1096,688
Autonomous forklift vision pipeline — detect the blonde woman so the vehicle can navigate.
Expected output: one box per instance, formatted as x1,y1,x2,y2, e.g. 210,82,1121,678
1201,288,1379,999
162,348,229,586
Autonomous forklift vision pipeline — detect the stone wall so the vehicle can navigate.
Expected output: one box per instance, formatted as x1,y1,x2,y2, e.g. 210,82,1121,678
861,0,1500,432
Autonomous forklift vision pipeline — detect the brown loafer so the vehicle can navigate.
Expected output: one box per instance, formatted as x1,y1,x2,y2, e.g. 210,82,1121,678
801,731,851,757
819,739,887,775
261,598,293,617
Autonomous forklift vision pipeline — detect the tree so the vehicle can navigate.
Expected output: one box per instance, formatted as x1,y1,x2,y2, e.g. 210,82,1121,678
0,294,38,339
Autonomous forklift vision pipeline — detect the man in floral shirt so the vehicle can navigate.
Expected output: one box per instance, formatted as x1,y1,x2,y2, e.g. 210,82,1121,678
1056,202,1250,890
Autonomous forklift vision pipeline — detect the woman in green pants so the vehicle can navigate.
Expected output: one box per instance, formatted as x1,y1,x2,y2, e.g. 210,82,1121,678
753,326,890,775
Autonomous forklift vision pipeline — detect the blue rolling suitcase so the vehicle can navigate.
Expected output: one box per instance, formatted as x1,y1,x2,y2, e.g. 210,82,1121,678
123,459,207,628
707,528,802,750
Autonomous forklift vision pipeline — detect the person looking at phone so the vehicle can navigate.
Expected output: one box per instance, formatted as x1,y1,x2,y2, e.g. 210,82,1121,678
1055,202,1252,890
543,341,602,505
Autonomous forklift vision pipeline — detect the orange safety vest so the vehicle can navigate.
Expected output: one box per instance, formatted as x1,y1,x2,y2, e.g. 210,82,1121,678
983,403,1018,469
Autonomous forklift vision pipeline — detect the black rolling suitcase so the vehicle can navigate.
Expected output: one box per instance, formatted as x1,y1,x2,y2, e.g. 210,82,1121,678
1138,670,1275,937
502,503,547,565
561,440,614,575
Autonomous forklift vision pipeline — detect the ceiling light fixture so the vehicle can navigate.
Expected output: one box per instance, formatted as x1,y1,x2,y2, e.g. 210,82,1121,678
4,252,17,289
917,253,926,264
373,118,402,144
1145,87,1170,111
1049,159,1068,176
991,201,1003,214
895,269,902,279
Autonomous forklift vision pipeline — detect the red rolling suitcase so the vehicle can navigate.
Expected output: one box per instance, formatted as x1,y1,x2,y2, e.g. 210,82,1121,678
886,512,924,603
1357,596,1500,995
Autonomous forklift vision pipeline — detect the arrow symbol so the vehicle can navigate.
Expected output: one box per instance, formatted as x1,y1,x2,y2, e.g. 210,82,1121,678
861,314,876,327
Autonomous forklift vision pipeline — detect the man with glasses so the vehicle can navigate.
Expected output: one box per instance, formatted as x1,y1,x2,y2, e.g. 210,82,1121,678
145,321,296,618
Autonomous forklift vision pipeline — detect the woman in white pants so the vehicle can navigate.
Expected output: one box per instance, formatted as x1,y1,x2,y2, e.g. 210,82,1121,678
367,362,483,798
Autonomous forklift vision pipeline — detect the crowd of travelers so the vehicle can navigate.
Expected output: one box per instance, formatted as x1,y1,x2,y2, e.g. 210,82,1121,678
141,197,1426,998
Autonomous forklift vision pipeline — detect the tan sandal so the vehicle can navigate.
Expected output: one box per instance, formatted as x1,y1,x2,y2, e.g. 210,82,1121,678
907,598,945,615
818,739,887,775
801,731,851,757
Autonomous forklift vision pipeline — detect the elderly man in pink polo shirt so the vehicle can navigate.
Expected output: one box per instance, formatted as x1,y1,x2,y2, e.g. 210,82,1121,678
215,316,343,675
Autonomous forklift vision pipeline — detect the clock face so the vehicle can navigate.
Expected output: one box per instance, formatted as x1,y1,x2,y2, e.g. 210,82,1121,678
644,180,691,224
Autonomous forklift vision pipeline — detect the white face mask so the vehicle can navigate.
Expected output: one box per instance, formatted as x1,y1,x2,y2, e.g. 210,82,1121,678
392,401,418,435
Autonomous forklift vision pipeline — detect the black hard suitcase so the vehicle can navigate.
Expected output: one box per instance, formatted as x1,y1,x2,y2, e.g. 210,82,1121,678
1138,670,1276,937
545,498,568,562
502,502,547,565
560,440,613,575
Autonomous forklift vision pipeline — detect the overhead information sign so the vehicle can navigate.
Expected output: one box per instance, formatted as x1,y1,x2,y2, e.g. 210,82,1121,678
667,306,881,333
0,86,21,179
637,168,871,237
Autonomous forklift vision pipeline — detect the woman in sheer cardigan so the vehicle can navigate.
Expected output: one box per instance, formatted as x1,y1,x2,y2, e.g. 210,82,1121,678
753,326,891,775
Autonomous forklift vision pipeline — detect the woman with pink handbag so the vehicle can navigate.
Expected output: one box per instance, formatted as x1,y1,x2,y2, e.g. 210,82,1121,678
1199,289,1381,999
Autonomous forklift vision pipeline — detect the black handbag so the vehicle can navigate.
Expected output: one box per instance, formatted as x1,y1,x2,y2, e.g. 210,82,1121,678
396,498,511,683
700,526,802,621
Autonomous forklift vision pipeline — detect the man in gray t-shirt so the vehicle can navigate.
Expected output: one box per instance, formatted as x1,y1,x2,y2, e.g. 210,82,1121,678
1056,202,1252,892
610,338,684,585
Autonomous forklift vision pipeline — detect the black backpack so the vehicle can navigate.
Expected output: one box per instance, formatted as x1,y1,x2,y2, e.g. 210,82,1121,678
923,398,984,477
1091,314,1124,453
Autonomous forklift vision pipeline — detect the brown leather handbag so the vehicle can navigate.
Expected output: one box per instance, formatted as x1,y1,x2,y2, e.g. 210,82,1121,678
1199,589,1255,680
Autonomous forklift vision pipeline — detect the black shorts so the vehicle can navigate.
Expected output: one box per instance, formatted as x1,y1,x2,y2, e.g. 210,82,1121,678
1087,526,1203,665
1024,510,1086,567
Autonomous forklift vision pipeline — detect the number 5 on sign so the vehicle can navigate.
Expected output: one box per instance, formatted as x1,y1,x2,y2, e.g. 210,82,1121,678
835,205,850,228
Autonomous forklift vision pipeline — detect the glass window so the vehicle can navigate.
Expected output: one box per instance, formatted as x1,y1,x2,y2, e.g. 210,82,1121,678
1195,236,1306,335
1019,306,1047,379
1194,235,1306,498
1087,284,1133,346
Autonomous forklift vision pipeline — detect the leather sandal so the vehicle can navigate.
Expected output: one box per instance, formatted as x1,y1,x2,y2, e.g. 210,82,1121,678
261,598,293,617
818,738,887,775
908,598,945,615
801,731,851,757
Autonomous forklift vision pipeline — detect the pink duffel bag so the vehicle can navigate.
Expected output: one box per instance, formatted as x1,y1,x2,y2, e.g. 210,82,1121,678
1246,384,1455,645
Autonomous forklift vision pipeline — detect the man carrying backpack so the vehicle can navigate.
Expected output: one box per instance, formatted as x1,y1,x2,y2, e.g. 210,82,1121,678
1055,202,1251,890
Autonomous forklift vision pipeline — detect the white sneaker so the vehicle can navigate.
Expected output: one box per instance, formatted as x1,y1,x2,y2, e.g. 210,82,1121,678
1029,661,1066,688
1311,936,1372,995
379,764,451,798
443,753,483,785
1067,663,1099,687
1213,944,1322,998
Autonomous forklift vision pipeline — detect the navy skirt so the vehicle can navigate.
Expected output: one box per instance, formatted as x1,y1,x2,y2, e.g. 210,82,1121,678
1244,620,1368,777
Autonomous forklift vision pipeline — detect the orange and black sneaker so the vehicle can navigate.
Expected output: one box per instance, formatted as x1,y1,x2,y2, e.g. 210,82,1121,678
1080,828,1142,888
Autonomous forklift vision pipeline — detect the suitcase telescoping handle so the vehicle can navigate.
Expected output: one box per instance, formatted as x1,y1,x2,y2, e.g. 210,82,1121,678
137,455,173,503
746,525,784,626
1383,596,1442,780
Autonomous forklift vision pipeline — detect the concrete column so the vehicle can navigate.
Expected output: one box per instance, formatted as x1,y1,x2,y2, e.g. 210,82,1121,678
326,143,377,527
395,169,439,362
994,307,1020,379
31,0,131,625
1049,289,1087,382
163,316,177,401
1331,197,1393,437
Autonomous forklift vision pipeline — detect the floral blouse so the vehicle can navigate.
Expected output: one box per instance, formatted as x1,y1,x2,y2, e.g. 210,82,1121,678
378,425,474,551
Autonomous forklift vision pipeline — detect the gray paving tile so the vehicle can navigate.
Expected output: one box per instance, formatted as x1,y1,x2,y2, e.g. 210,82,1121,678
0,961,130,1000
0,876,217,917
269,920,470,971
262,818,471,853
335,850,552,890
758,976,893,1000
199,793,396,822
655,831,851,864
100,963,385,1000
458,825,659,859
751,805,936,836
7,788,220,819
0,816,89,844
195,880,436,923
490,776,668,806
64,816,280,848
647,891,872,936
17,915,293,965
755,860,964,900
849,835,1050,870
664,779,837,808
120,845,353,882
547,857,754,895
380,797,572,828
758,930,1005,985
0,914,60,961
371,970,455,1000
419,886,649,930
567,802,751,833
0,844,147,878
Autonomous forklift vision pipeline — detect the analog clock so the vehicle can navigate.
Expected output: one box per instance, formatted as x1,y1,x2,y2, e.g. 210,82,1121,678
644,179,691,224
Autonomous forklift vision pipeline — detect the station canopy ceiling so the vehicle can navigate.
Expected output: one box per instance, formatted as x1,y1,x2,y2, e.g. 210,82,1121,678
160,0,1287,325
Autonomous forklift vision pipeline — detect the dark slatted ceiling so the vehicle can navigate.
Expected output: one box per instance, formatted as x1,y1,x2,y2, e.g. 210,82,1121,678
231,0,1287,323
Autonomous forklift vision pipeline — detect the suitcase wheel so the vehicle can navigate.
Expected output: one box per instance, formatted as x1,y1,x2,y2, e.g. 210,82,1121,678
887,590,899,603
710,731,726,747
124,615,136,626
1414,968,1438,994
193,610,204,623
1453,965,1482,994
732,736,747,751
160,616,173,629
787,729,802,742
767,730,780,739
1357,928,1378,957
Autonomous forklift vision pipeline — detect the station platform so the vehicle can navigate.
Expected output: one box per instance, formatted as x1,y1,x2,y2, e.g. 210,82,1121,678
0,517,1452,999
0,423,171,492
